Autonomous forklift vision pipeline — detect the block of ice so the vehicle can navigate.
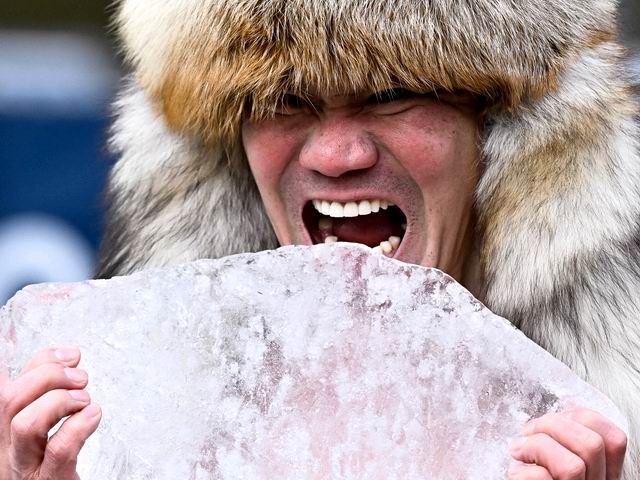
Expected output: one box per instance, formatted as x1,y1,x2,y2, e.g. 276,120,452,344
0,244,627,479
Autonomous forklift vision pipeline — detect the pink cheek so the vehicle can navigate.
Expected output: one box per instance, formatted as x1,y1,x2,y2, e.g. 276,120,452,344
394,109,477,185
395,134,459,186
244,126,297,186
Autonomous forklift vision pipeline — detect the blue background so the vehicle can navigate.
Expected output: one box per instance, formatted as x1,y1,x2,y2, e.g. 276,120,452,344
1,114,110,245
0,30,118,303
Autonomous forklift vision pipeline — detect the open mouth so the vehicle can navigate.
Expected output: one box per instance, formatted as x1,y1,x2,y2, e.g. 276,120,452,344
302,199,407,256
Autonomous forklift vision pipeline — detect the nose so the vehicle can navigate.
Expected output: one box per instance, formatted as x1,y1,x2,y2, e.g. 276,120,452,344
298,118,378,177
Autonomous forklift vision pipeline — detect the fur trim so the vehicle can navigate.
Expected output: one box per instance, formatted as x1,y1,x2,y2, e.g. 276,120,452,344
476,42,640,475
117,0,616,144
96,81,277,278
100,0,640,475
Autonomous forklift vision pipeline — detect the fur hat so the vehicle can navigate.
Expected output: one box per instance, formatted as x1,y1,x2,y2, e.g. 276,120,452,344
100,1,640,474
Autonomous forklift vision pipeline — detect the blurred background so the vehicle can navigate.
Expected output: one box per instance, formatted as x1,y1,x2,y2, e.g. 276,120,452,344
1,2,117,303
0,1,639,304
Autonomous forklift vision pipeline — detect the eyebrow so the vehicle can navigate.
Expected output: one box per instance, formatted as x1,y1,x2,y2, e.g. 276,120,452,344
301,89,401,109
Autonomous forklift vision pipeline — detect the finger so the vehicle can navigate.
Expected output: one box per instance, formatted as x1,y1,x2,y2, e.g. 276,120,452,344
522,413,605,480
0,364,88,424
510,433,586,480
40,403,102,480
562,408,627,480
10,389,91,475
0,362,8,387
21,347,81,374
508,462,553,479
0,364,9,449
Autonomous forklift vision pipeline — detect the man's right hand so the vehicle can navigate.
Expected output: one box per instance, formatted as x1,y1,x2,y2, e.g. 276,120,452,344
0,347,101,480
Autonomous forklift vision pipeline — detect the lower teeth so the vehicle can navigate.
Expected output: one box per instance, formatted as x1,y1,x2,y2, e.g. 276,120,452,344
324,234,401,256
318,218,403,256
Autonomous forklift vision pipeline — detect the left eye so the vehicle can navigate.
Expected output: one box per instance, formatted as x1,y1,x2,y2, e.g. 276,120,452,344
367,88,417,105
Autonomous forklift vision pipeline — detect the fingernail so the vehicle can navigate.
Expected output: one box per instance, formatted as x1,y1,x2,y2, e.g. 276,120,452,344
509,436,528,455
82,403,101,418
55,346,79,362
68,390,90,403
64,368,88,383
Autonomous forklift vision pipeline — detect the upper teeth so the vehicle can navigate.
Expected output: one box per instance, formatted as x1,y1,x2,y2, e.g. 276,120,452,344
312,199,394,218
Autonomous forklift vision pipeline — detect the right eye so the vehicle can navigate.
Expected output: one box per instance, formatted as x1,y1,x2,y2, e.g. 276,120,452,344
274,94,311,115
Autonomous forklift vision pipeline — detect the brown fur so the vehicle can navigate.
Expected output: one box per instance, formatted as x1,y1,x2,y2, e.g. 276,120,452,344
117,0,616,144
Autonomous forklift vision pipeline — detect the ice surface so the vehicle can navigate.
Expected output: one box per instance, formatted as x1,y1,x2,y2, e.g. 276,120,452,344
0,244,627,479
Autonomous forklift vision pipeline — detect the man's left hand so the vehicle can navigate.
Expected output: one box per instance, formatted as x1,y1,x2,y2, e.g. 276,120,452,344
508,407,627,479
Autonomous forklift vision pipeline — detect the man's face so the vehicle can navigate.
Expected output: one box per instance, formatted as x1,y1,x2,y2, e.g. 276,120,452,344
242,89,481,280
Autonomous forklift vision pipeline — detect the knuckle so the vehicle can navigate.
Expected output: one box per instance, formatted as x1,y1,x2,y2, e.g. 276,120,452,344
46,434,76,465
11,415,37,440
0,388,12,413
607,428,628,454
580,432,605,457
563,458,586,479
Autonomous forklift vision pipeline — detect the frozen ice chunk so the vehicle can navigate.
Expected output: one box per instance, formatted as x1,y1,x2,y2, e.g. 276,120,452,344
0,244,627,479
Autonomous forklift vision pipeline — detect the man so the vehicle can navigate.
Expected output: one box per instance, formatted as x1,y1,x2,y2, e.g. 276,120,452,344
1,0,637,478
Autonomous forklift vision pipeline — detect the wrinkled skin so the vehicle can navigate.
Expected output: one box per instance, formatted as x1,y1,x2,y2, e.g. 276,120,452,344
0,347,101,480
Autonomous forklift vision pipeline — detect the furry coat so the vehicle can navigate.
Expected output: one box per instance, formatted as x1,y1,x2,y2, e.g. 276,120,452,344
99,0,640,475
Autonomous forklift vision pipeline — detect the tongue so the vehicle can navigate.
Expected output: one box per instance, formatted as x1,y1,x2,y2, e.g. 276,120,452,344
332,211,403,247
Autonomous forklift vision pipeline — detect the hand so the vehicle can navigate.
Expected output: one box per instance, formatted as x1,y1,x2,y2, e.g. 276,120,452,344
0,347,101,480
508,408,627,479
